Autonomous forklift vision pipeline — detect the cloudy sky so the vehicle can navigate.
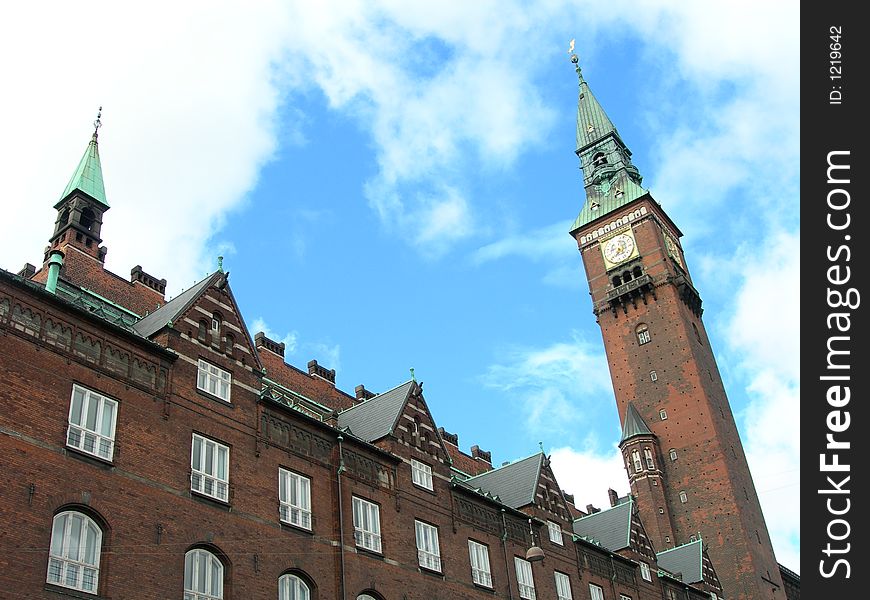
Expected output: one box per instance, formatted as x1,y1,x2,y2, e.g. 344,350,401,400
1,0,798,572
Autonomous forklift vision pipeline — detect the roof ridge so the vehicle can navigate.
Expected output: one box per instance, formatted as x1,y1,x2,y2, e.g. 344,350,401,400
337,379,413,414
464,451,543,481
656,537,703,555
573,497,631,521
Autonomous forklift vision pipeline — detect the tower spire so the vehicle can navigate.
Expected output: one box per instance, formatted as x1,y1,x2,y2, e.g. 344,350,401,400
58,107,108,209
567,51,645,234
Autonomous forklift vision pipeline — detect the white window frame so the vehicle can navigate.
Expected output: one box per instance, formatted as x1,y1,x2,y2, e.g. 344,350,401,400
352,496,382,552
680,491,688,503
547,520,564,545
278,574,310,600
191,434,229,502
554,571,573,600
659,409,668,420
410,458,433,490
279,468,312,529
632,450,642,472
184,548,223,600
415,520,442,572
621,595,633,600
669,448,678,461
640,561,652,582
197,359,231,403
644,448,655,469
46,511,102,594
515,556,536,600
468,539,492,588
589,583,605,600
66,384,118,461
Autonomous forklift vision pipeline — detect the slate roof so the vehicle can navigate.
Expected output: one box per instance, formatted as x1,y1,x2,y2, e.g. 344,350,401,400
572,496,633,551
657,538,704,584
461,453,544,509
621,402,654,443
336,380,414,443
133,272,220,338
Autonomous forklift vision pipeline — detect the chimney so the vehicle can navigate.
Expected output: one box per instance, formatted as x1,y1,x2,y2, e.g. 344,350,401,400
586,504,600,514
130,265,167,296
255,332,286,358
17,263,36,279
608,488,619,507
471,445,492,465
438,427,459,446
308,359,336,384
354,384,376,402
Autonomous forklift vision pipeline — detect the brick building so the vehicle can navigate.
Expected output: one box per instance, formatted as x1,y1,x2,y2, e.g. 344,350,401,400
0,62,796,600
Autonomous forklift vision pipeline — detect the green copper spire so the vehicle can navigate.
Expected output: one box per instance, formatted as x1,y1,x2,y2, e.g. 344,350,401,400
567,53,645,234
620,402,654,443
58,108,108,209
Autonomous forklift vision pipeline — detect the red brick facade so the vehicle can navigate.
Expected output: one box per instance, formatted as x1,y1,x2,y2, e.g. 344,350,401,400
573,196,785,599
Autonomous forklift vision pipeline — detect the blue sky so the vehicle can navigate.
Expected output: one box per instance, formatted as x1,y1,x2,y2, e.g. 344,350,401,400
1,0,798,572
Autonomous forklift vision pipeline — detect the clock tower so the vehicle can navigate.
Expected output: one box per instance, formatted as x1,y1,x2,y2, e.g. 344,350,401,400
567,56,785,600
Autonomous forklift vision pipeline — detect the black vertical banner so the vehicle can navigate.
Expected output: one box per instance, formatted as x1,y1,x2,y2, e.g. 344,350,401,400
803,3,866,597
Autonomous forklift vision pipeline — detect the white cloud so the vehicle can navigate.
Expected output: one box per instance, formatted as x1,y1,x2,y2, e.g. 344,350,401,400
251,317,299,355
481,333,615,438
720,232,800,572
549,445,629,512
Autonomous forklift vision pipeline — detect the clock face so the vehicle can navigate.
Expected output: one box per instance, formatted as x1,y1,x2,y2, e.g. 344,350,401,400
603,233,635,265
665,235,684,268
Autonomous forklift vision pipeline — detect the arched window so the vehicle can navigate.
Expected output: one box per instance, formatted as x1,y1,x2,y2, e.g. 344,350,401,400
198,320,208,342
632,265,643,279
636,324,651,345
631,450,642,472
358,594,381,600
644,448,655,469
612,275,622,287
592,152,607,168
80,208,96,231
59,208,70,225
46,511,103,593
211,313,222,334
622,270,632,283
225,333,235,357
184,548,224,600
278,574,310,600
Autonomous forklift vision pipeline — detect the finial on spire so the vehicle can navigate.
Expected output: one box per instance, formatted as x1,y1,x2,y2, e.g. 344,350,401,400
538,440,544,453
93,106,103,140
410,367,416,382
217,256,224,273
567,39,583,82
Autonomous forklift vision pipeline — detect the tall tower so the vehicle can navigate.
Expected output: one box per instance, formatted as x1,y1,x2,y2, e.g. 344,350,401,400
567,56,784,600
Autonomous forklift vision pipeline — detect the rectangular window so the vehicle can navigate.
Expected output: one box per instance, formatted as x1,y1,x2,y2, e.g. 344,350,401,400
468,540,492,588
352,496,382,552
515,557,536,600
637,330,651,344
279,469,311,529
547,520,564,545
589,583,605,600
411,459,433,490
554,571,572,600
66,384,118,461
197,359,231,402
415,520,442,572
640,561,652,582
190,434,229,502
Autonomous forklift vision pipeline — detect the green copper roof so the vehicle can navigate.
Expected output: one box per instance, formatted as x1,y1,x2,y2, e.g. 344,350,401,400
568,62,647,234
575,71,617,152
620,402,654,443
569,178,648,234
59,134,108,208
